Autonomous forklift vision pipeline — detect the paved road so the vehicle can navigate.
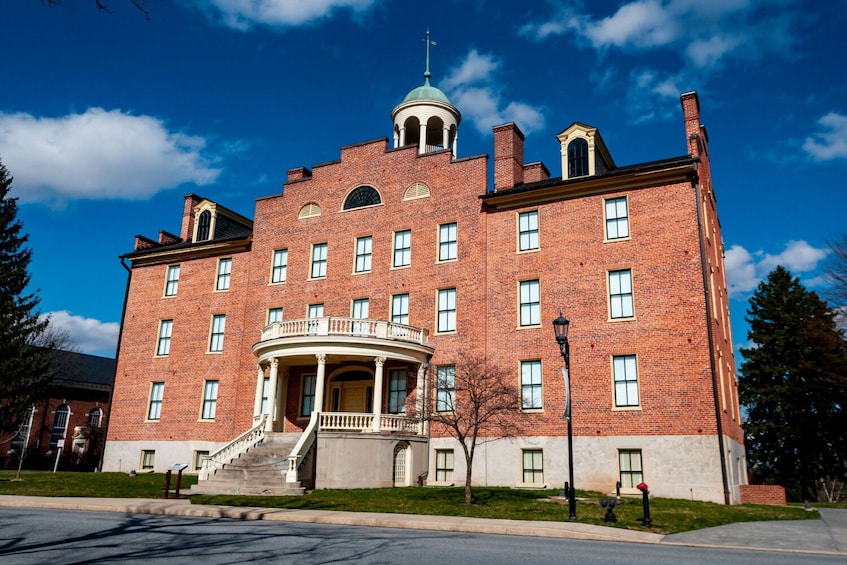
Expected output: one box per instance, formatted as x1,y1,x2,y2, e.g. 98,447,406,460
1,508,844,564
0,496,844,559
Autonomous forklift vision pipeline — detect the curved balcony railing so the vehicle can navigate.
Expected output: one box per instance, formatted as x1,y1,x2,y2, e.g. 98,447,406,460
259,317,428,345
319,412,421,434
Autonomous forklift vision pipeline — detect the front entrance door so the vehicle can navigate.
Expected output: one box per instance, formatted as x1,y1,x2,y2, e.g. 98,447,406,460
330,370,374,413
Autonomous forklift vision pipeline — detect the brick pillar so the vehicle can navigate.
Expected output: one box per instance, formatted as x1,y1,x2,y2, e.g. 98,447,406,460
180,193,203,242
493,123,525,191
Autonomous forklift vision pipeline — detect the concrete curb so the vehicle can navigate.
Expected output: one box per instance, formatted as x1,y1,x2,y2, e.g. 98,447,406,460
0,495,662,543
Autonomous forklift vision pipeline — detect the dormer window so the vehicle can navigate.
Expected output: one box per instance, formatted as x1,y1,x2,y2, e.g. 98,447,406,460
568,138,589,178
196,210,212,241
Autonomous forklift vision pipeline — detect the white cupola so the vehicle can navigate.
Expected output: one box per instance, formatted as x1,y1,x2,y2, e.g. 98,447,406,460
391,30,461,157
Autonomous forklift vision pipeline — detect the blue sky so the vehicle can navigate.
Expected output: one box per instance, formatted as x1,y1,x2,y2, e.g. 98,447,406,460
3,1,846,359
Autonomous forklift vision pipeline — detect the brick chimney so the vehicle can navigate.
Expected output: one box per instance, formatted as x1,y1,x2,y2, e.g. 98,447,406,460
493,123,525,190
181,193,203,242
681,91,706,158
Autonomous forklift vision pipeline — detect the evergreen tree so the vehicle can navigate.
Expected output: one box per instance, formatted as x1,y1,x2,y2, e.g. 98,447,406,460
0,159,53,433
739,266,847,501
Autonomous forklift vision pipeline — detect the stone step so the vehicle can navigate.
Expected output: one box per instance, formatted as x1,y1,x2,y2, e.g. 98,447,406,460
189,432,306,496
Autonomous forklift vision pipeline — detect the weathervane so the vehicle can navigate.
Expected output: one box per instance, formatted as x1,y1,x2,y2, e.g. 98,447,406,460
423,28,436,85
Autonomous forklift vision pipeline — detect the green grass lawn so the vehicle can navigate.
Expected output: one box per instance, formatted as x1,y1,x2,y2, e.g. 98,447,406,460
0,470,197,498
0,471,824,534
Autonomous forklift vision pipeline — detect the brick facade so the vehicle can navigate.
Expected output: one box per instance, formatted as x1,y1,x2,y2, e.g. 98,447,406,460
103,88,747,502
740,484,787,506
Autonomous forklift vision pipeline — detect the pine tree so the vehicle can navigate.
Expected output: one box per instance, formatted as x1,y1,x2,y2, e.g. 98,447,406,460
739,266,847,501
0,159,53,433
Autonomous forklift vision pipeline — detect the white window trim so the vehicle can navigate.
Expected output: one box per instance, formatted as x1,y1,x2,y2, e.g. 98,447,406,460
607,268,635,321
518,280,541,328
603,196,631,242
517,210,540,253
436,288,457,334
520,360,543,411
611,354,641,410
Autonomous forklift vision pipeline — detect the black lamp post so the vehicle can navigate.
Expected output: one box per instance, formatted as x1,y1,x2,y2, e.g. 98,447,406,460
552,312,576,521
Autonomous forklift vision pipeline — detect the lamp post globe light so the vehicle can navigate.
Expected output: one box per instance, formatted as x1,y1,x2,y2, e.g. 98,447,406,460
552,312,576,521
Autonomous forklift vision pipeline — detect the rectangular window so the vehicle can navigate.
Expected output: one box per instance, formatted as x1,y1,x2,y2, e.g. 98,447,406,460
209,314,226,352
518,210,539,251
609,269,634,319
164,265,180,296
352,298,369,335
391,293,409,325
311,243,328,278
605,196,629,240
267,307,283,324
522,449,544,484
437,288,456,333
519,280,541,327
201,380,219,420
307,303,324,334
436,365,455,412
613,355,639,407
520,360,543,410
156,320,173,356
355,236,372,273
216,258,232,290
301,374,316,417
435,449,454,483
388,369,407,413
271,249,288,283
438,222,457,261
141,450,155,470
619,449,643,489
393,229,411,267
193,450,210,471
260,377,270,414
148,382,164,420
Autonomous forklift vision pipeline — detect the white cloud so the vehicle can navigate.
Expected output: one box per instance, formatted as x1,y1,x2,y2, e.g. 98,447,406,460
205,0,378,30
441,50,545,136
803,112,847,161
0,108,220,205
43,311,119,357
521,0,794,71
725,240,829,298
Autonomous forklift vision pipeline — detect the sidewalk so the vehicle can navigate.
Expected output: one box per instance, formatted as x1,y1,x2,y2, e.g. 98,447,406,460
0,495,844,556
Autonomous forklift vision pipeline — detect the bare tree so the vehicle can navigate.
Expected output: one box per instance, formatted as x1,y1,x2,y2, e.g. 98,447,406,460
425,353,520,505
43,0,152,20
825,233,847,313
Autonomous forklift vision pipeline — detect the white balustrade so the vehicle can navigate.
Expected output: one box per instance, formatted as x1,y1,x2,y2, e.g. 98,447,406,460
200,414,267,480
259,317,428,345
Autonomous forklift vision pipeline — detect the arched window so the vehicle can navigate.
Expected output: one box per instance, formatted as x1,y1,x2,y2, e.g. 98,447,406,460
87,407,103,428
298,203,321,219
568,138,589,178
49,404,70,450
403,182,430,200
196,210,212,241
343,186,382,210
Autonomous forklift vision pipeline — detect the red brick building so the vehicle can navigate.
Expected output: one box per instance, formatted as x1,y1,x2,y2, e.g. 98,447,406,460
103,73,745,503
2,349,114,472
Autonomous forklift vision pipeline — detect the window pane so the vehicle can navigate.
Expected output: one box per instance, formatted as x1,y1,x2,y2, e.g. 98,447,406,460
518,211,539,251
157,320,173,356
210,314,226,351
519,280,540,326
216,258,232,290
609,270,634,319
355,236,372,272
272,249,288,283
165,265,180,296
394,230,411,267
202,380,218,419
311,243,327,278
267,308,283,324
437,289,456,332
436,366,455,412
439,223,457,261
521,360,542,409
391,294,409,324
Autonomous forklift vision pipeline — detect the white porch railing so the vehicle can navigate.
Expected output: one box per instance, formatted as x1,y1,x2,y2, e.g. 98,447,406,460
200,414,267,480
286,412,319,484
319,412,421,434
259,317,428,345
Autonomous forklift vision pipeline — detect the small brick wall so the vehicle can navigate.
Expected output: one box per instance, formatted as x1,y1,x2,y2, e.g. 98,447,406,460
740,484,787,506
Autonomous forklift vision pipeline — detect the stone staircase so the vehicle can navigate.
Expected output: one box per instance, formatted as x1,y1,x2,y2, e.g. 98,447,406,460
188,432,306,496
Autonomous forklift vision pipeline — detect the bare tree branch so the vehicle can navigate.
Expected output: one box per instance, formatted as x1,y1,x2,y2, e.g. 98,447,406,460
44,0,152,21
425,353,520,504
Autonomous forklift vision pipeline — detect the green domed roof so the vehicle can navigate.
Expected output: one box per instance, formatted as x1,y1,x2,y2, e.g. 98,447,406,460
402,81,451,105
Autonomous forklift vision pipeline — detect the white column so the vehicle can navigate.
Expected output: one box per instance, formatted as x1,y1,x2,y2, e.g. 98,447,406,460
253,364,264,420
416,362,428,435
399,126,406,147
372,356,386,432
442,127,449,151
418,123,427,154
452,131,459,158
314,354,327,413
265,358,279,432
